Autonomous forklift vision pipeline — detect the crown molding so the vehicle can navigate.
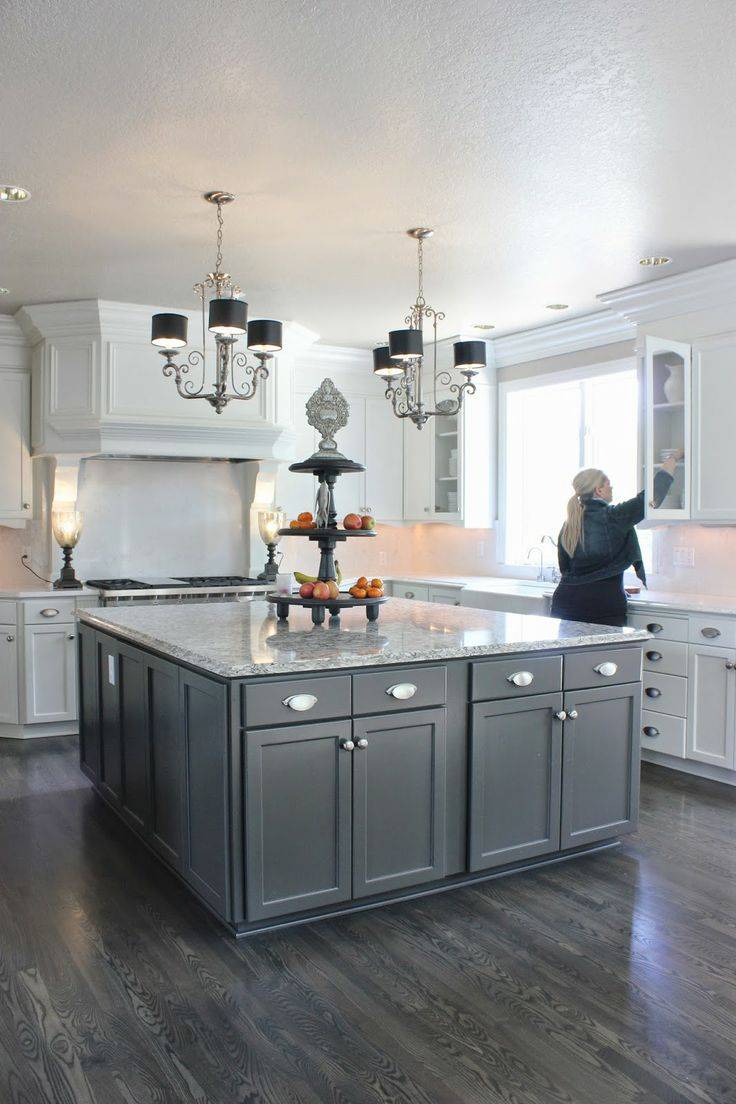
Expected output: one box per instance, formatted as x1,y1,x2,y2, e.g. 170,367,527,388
598,258,736,324
0,314,30,368
491,310,634,368
296,342,372,375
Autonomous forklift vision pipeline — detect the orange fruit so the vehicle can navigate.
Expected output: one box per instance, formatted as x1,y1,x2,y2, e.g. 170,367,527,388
356,576,369,588
298,511,313,522
370,578,383,589
366,586,382,598
352,587,367,600
289,519,299,528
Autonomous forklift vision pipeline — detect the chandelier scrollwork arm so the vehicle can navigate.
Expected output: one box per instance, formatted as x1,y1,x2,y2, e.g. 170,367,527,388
229,351,271,401
159,349,209,400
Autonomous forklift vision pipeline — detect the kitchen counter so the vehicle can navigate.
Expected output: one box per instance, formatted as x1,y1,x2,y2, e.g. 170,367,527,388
77,597,648,679
0,583,97,598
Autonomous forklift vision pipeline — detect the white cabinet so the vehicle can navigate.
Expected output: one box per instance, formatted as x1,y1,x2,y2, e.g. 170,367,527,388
365,397,403,521
0,369,32,522
643,336,691,521
23,624,78,724
402,380,494,527
687,644,736,769
0,630,19,724
691,335,736,521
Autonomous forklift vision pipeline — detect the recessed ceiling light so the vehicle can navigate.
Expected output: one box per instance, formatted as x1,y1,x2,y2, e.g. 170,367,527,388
546,303,569,310
639,256,672,267
472,323,495,330
0,288,9,296
0,184,30,202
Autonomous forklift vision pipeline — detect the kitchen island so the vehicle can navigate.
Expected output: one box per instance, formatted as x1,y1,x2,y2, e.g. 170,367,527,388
77,599,648,937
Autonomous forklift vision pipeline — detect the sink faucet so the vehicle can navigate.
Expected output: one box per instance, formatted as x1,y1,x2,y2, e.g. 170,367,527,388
541,534,561,583
526,546,544,581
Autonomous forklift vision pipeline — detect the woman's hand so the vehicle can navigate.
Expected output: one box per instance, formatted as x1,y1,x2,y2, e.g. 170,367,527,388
661,447,684,476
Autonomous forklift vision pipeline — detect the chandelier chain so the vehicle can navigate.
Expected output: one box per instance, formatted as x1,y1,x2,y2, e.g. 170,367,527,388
417,236,423,302
215,201,224,275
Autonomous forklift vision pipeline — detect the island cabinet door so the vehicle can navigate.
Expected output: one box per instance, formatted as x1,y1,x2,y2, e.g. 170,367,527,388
245,720,353,922
180,670,230,918
117,643,149,833
78,625,100,781
469,693,563,872
560,683,641,849
144,653,184,869
352,708,447,897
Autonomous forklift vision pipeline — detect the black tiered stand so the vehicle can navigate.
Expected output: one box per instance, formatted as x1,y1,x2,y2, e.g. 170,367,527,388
267,455,387,625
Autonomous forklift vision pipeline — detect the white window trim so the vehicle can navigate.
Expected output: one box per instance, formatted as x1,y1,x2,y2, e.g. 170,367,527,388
497,357,637,567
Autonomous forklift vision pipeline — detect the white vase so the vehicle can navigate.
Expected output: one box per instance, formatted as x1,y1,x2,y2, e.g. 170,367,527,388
663,363,685,404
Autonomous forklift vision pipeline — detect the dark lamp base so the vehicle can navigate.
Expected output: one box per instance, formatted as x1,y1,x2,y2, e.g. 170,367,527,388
53,545,83,590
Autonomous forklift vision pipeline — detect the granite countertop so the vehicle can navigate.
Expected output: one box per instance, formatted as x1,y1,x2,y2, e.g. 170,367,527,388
0,583,97,599
77,598,648,679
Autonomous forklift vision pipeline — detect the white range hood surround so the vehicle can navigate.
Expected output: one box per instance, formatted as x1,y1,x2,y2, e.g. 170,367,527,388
16,299,318,462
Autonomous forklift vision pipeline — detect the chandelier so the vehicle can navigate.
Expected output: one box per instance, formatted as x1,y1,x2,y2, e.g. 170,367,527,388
373,228,486,429
150,191,283,414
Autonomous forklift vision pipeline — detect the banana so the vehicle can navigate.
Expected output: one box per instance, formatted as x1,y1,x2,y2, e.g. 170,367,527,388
294,570,318,585
335,560,343,585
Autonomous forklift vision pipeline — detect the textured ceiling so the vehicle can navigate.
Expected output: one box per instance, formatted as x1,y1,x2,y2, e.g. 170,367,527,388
2,0,736,346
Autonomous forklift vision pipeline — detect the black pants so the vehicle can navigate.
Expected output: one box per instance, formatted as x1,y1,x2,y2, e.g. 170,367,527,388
550,574,627,627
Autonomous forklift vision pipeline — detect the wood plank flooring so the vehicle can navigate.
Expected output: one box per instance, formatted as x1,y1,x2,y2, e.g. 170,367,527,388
0,737,734,1104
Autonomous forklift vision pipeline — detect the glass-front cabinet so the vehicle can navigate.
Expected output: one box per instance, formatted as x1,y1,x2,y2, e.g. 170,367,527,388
643,335,691,521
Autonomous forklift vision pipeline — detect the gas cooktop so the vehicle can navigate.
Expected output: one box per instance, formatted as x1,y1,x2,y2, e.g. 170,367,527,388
86,576,263,591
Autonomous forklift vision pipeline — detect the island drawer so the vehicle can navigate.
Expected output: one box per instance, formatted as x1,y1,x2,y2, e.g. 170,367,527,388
23,598,77,625
643,640,688,677
352,665,446,715
0,600,17,625
641,671,688,717
564,647,642,690
243,675,351,727
627,611,688,642
640,711,686,758
471,655,562,701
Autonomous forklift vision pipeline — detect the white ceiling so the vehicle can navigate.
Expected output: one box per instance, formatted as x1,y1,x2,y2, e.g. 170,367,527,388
2,0,736,347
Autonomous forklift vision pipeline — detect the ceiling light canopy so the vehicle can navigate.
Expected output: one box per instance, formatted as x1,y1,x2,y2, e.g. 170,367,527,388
150,192,283,415
375,228,485,430
472,323,495,331
639,256,672,267
0,184,30,202
546,303,569,310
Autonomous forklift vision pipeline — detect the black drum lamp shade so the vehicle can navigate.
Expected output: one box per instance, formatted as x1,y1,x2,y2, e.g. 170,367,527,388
208,297,248,335
453,339,486,371
151,313,188,349
389,328,423,361
373,344,404,378
247,319,283,352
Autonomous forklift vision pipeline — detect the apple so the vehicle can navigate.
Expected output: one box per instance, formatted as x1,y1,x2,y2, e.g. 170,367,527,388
326,579,340,599
299,582,314,599
312,581,330,601
343,513,362,530
360,515,376,530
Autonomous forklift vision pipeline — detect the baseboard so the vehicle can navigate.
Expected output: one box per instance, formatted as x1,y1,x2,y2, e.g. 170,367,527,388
0,721,79,740
642,749,736,787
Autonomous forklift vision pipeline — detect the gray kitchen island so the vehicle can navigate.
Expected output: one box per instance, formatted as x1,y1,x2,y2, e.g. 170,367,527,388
77,598,648,937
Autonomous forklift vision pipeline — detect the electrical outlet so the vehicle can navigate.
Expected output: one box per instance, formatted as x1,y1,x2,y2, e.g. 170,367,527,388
673,546,695,568
476,540,486,559
377,550,387,567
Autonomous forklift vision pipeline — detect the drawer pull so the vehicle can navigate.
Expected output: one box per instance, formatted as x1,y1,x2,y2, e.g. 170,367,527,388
645,687,662,698
553,710,567,721
339,738,355,752
593,661,618,678
701,626,721,639
567,709,579,720
386,682,417,700
642,725,659,738
282,693,318,712
646,650,662,662
40,607,60,618
647,623,663,634
507,670,534,688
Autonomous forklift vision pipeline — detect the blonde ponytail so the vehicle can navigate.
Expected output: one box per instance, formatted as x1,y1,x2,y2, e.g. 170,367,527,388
560,468,608,556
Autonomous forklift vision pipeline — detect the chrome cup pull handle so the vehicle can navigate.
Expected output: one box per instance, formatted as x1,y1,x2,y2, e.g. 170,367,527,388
507,671,534,688
647,623,663,634
642,725,659,738
594,661,618,677
40,607,60,618
701,626,721,639
282,693,318,712
386,682,417,700
646,650,662,662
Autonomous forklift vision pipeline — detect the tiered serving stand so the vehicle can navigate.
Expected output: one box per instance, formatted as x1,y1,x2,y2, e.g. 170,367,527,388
268,454,387,625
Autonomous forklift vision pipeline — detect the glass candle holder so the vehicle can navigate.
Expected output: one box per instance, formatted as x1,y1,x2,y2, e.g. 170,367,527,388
257,507,285,581
51,508,84,590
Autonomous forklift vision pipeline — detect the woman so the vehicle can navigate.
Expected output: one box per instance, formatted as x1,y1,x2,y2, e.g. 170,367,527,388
550,451,682,627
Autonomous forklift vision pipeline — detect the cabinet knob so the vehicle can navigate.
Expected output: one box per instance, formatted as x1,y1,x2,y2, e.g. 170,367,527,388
22,502,30,510
726,662,734,670
386,682,417,700
356,737,368,749
647,623,663,634
553,710,567,721
645,687,662,698
40,608,60,618
701,626,721,639
642,725,659,738
282,693,318,712
67,634,75,641
404,591,415,599
593,661,618,677
567,709,579,719
507,670,534,687
6,634,14,642
646,650,662,662
339,738,355,752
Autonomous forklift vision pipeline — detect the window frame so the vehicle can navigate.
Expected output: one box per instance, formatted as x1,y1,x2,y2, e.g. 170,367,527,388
497,357,639,571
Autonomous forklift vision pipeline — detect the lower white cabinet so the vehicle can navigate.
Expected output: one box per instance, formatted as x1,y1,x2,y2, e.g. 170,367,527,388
23,624,78,723
687,643,736,769
0,630,20,724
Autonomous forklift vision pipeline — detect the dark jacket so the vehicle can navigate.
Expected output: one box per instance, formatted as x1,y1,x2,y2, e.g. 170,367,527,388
557,469,673,587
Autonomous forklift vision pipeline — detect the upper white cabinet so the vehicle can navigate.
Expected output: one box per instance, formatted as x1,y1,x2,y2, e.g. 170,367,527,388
403,379,494,527
0,369,32,522
643,335,691,521
691,334,736,521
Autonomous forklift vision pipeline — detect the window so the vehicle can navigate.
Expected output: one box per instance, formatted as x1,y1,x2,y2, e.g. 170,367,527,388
499,361,650,573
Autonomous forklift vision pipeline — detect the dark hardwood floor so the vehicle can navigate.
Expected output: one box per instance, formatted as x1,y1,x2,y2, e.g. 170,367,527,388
1,737,735,1104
